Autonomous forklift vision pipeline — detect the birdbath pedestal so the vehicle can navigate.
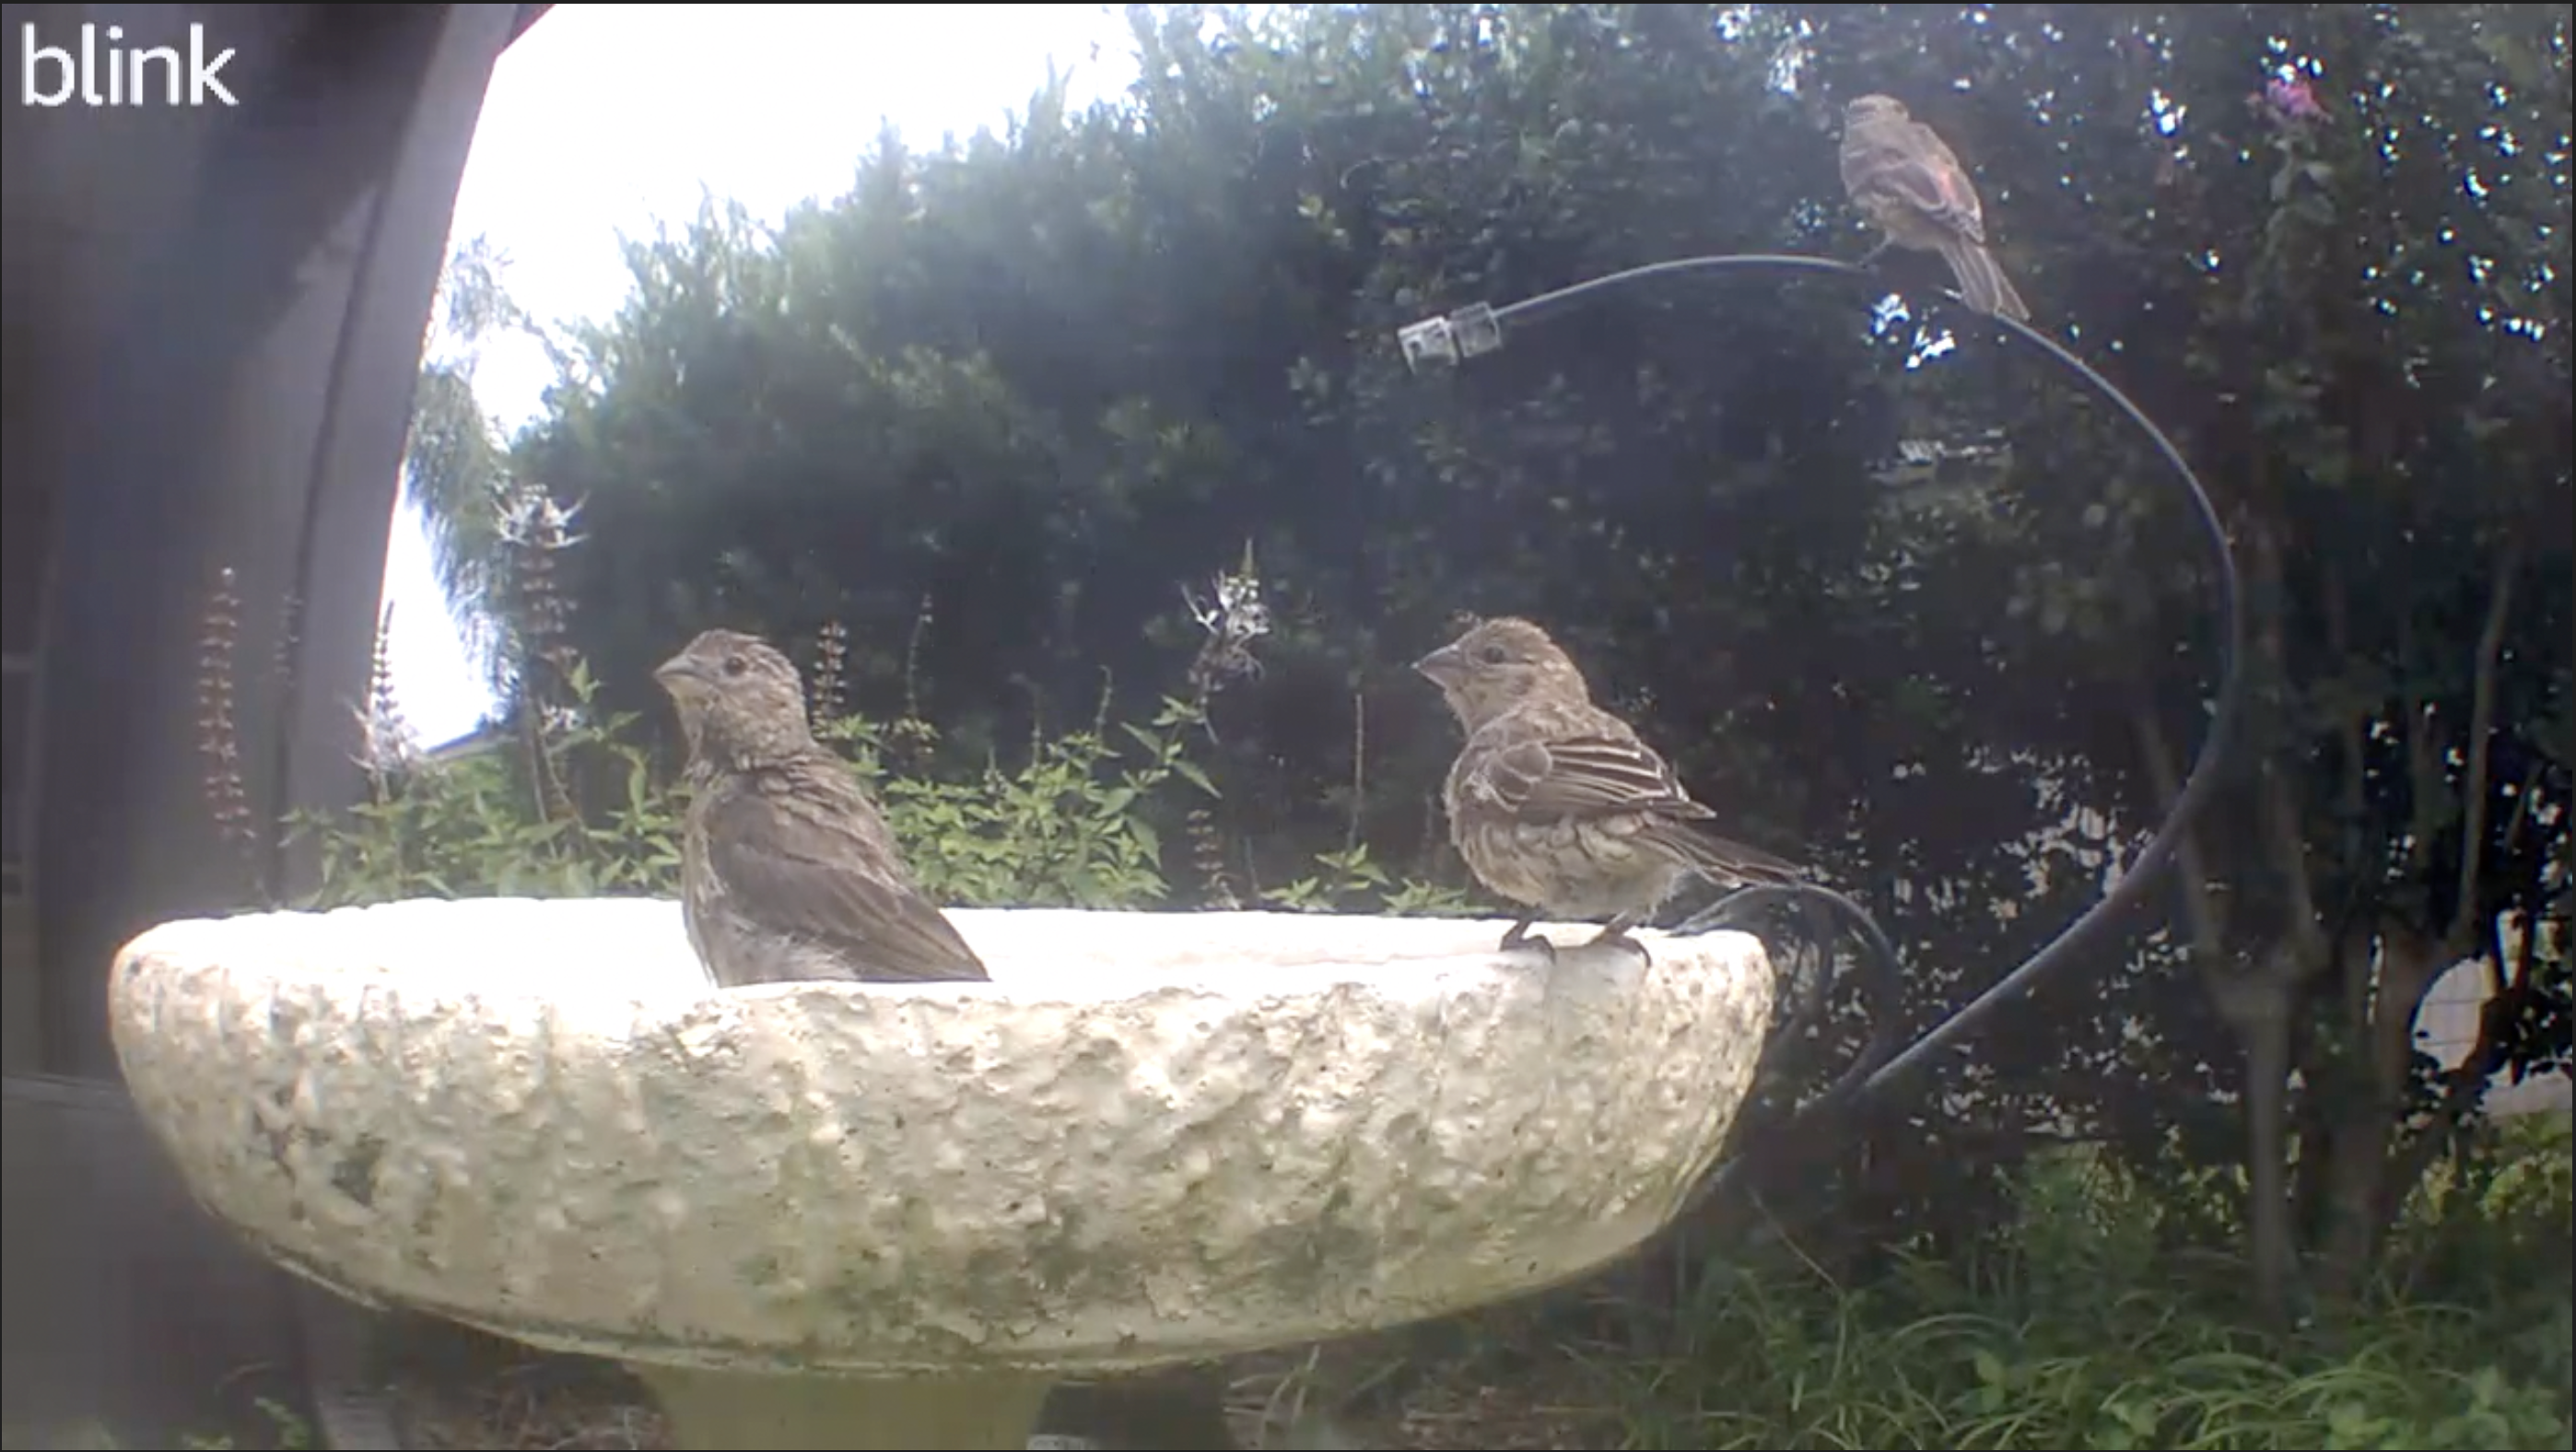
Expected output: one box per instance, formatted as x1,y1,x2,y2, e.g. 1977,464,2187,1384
110,899,1774,1450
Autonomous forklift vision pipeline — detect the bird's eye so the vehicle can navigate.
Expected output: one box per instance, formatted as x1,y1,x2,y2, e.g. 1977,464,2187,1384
720,653,749,678
1479,643,1510,664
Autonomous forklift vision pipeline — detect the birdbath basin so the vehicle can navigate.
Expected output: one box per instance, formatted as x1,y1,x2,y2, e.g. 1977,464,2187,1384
110,897,1773,1449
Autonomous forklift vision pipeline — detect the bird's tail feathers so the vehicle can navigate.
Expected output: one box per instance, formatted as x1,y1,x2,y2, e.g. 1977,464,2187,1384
1936,237,2032,322
1643,820,1808,889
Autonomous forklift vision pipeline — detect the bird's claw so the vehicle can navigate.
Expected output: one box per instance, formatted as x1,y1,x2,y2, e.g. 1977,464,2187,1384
1588,927,1655,966
1498,931,1559,965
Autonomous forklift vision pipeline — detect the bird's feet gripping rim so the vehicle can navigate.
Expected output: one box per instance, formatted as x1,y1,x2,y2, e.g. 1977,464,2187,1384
1496,919,1559,965
1586,923,1655,966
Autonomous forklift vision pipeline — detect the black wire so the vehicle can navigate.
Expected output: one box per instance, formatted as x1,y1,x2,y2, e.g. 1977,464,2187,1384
1450,252,2247,1203
1675,881,1903,1111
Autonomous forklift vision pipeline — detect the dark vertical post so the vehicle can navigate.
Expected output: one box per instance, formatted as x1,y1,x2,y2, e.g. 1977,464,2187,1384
271,3,521,899
6,6,531,1446
32,4,508,1080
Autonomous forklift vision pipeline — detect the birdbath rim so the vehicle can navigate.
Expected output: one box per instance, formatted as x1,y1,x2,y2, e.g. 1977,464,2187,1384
109,896,1774,1378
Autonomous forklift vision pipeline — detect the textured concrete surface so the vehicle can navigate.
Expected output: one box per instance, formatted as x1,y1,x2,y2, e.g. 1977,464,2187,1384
109,899,1771,1375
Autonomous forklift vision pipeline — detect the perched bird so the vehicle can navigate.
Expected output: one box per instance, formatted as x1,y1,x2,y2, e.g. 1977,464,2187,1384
655,627,990,987
1839,92,2032,322
1418,616,1805,958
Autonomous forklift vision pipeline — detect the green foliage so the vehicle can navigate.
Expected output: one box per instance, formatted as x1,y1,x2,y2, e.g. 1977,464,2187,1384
297,638,1470,919
2386,1115,2576,1319
1266,842,1479,917
292,661,679,905
813,693,1219,909
1450,1132,2576,1450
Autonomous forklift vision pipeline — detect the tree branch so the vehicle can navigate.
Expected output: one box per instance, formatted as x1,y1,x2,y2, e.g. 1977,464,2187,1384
2248,527,2326,967
2134,643,2301,1326
2372,916,2447,1111
2264,760,2329,967
2401,623,2442,881
2332,543,2533,1258
2383,902,2540,1212
2129,686,2223,960
2444,536,2521,952
2485,763,2539,998
2322,567,2368,836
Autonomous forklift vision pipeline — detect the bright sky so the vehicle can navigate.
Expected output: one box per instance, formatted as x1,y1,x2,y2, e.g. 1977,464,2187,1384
378,4,1137,746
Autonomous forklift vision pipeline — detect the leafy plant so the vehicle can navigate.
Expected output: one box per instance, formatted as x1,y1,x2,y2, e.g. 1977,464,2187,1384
287,658,1235,916
1265,842,1476,917
818,691,1221,910
291,658,681,907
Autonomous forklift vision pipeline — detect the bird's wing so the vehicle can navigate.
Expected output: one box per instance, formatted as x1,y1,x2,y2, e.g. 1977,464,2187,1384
1847,123,1987,243
1836,130,1889,195
1475,732,1717,824
703,771,989,983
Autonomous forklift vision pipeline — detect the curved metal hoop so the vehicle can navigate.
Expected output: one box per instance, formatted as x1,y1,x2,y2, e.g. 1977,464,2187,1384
1397,254,2247,1207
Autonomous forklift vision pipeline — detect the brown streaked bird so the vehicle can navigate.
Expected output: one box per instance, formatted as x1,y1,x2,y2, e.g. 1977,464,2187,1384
1418,616,1805,959
1839,92,2032,322
656,627,989,987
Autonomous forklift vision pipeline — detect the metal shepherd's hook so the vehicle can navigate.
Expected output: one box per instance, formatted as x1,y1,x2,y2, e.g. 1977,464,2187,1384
1395,253,2247,1211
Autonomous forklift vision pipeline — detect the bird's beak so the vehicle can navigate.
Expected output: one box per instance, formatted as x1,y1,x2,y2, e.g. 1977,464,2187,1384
652,653,701,695
1414,645,1465,686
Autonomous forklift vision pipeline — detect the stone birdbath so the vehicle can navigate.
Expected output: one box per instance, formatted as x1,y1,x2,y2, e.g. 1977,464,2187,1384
109,897,1773,1449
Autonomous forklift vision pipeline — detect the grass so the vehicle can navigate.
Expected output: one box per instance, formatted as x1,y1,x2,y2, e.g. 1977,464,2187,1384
1546,1263,2570,1450
1269,1125,2576,1451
